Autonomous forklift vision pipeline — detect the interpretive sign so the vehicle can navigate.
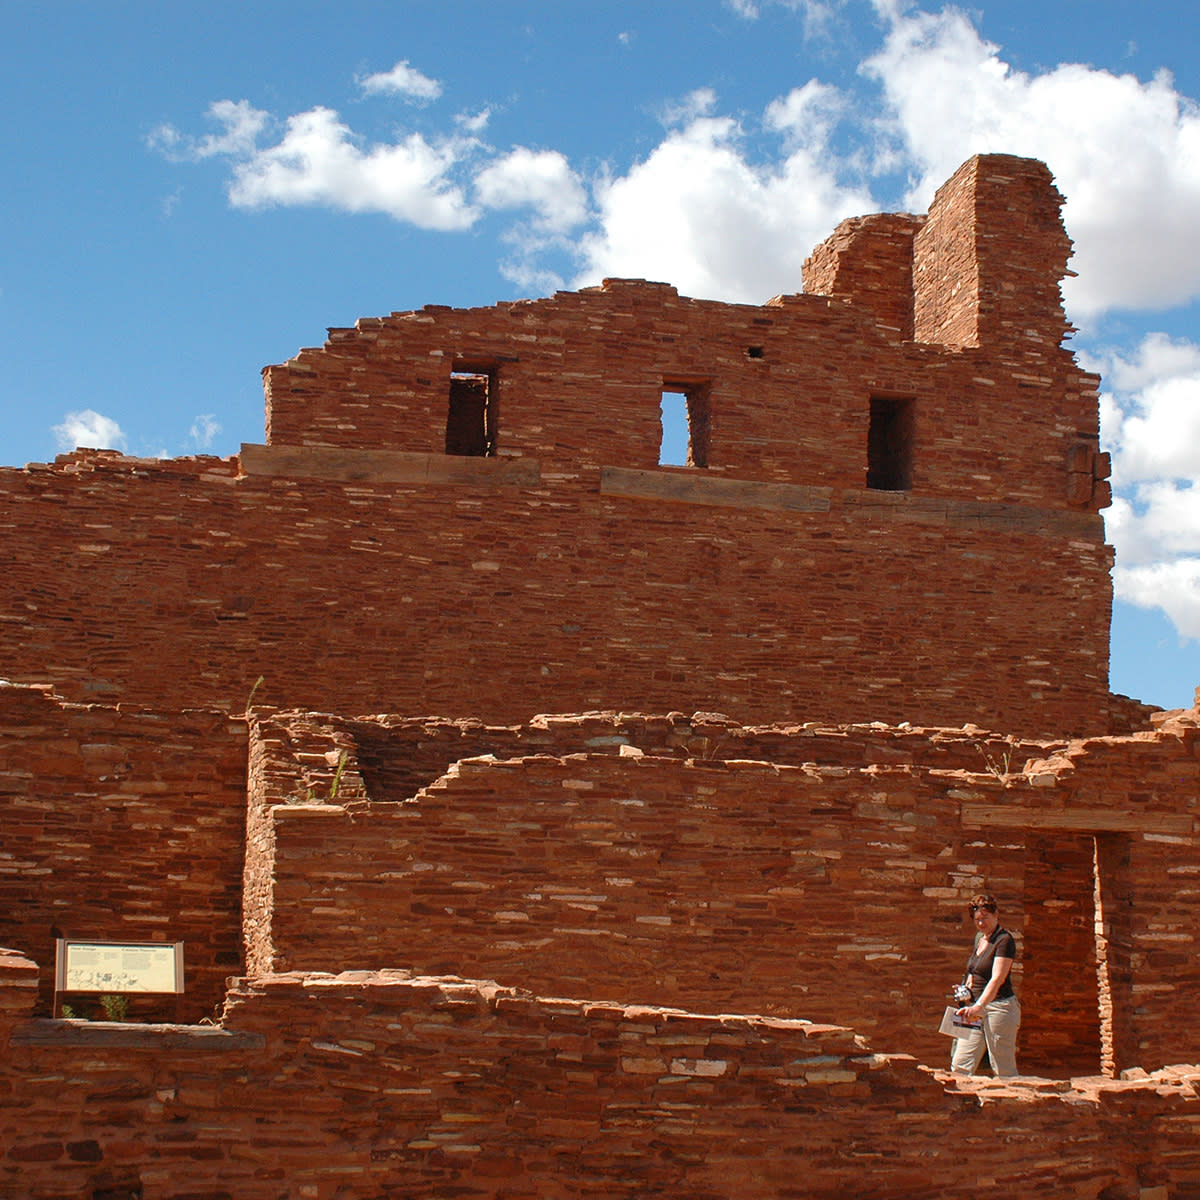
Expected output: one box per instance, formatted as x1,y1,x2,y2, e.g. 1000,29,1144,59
54,939,185,1018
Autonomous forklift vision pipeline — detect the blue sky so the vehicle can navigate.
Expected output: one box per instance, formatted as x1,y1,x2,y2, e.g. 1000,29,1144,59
2,0,1199,712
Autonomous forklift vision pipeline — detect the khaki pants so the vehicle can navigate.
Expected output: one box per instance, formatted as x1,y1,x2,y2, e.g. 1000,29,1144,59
950,996,1020,1077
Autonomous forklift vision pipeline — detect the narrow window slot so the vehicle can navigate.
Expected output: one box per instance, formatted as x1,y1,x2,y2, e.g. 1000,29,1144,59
866,395,914,490
446,368,497,457
659,382,711,468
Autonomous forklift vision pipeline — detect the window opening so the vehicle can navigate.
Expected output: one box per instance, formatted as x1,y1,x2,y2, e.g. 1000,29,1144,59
659,382,711,468
866,395,914,490
446,368,497,457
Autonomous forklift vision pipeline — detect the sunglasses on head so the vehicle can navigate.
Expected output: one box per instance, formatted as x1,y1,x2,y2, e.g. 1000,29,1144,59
969,903,996,914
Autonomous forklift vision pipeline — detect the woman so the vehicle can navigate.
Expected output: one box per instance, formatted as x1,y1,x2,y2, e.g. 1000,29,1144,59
952,893,1021,1076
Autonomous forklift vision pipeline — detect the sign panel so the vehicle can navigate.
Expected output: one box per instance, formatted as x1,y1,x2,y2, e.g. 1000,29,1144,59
57,940,184,995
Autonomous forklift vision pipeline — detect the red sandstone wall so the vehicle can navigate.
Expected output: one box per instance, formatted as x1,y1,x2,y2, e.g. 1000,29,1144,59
254,752,1036,1069
0,684,247,1019
253,709,1058,805
263,274,1098,512
802,212,922,339
0,447,1114,736
1,962,1196,1199
913,155,1073,354
0,155,1115,735
4,682,1193,1076
246,708,1200,1078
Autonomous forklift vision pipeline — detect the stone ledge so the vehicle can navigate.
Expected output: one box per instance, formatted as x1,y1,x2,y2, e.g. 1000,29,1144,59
240,443,541,487
10,1020,266,1051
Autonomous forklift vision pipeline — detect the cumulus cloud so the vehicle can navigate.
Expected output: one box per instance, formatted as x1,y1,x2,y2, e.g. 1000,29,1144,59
573,108,873,302
151,93,587,235
862,4,1200,319
357,60,442,102
765,80,848,151
1100,335,1200,486
52,410,127,453
474,148,588,232
224,106,480,230
1114,559,1200,642
1092,333,1200,638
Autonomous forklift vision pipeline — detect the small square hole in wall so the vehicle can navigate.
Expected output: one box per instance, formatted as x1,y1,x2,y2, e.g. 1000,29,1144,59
660,383,711,467
746,346,765,359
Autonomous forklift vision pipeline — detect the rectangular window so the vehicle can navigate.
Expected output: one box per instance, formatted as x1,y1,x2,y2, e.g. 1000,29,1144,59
446,367,497,457
659,381,711,468
866,395,914,490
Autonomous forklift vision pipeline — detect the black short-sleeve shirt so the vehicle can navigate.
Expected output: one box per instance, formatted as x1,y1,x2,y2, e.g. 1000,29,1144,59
965,926,1017,1000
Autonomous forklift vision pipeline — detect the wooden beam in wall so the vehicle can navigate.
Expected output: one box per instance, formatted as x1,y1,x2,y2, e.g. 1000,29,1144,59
239,443,540,487
961,803,1192,836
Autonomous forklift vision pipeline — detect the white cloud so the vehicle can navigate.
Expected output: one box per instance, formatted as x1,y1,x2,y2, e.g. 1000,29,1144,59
153,98,592,236
189,415,221,450
1095,333,1200,638
1114,559,1200,641
226,106,480,231
573,110,873,302
475,148,588,232
52,410,127,453
1093,334,1200,495
456,108,492,135
764,80,847,152
1102,337,1200,486
357,60,442,102
149,99,270,162
727,0,841,35
862,5,1200,320
661,88,718,128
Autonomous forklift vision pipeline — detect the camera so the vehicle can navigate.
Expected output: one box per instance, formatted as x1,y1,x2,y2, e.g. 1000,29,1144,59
952,983,973,1005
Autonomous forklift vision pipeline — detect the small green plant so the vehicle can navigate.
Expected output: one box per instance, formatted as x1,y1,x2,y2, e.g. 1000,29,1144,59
975,742,1013,781
245,674,265,714
99,993,130,1021
300,749,350,804
329,750,348,800
60,1004,78,1019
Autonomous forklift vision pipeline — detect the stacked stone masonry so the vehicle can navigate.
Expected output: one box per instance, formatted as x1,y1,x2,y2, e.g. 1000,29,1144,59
2,154,1198,1198
1,156,1114,736
3,963,1200,1200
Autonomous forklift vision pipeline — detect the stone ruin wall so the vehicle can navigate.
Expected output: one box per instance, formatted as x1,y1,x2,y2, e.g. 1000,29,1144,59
0,683,247,1020
0,157,1117,739
3,955,1200,1199
5,154,1198,1197
245,705,1200,1081
0,439,1115,737
5,681,1199,1080
2,682,1200,1198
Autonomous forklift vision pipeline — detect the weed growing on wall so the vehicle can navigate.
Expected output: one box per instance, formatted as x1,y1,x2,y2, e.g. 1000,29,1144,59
99,994,129,1021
